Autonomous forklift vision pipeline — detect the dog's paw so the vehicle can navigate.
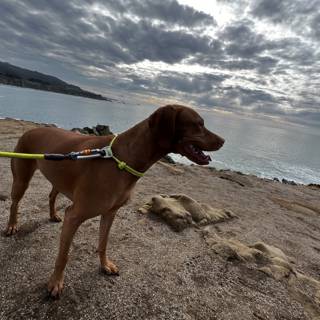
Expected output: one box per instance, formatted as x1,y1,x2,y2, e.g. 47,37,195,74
100,260,119,276
5,224,18,236
47,275,64,299
49,214,62,223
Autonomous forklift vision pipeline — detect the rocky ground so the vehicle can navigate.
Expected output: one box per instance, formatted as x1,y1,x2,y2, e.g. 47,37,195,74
0,118,320,320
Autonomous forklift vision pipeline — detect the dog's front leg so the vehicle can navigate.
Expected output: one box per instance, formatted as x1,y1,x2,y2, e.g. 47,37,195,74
98,210,119,275
47,205,83,298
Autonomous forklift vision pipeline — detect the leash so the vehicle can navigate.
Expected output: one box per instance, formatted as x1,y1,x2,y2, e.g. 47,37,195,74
0,134,144,178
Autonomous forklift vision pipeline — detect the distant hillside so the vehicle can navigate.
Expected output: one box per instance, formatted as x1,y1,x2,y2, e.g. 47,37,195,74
0,61,113,101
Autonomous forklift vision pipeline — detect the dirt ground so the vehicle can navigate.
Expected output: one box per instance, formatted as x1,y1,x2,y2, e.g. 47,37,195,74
0,118,320,320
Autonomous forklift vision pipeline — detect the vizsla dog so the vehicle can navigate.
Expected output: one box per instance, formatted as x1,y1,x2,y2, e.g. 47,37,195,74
5,104,224,298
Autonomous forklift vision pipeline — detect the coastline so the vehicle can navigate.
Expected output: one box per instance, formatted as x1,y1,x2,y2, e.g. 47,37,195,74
0,82,115,102
1,117,318,188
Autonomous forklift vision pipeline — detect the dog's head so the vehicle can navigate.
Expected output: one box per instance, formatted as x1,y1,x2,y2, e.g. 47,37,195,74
148,105,225,165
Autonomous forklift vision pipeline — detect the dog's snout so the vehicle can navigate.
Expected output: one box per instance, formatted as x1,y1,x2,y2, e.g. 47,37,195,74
215,134,225,149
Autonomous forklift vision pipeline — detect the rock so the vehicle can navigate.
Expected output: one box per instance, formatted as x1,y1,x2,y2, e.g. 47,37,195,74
282,178,297,186
308,183,320,189
219,173,253,187
138,194,236,231
83,127,94,134
95,124,112,136
92,127,99,136
0,194,8,201
270,197,320,215
71,128,82,134
158,161,184,175
71,125,113,136
161,155,175,164
273,177,280,182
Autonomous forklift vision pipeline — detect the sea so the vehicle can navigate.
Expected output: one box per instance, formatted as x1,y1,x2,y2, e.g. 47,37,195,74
0,85,319,185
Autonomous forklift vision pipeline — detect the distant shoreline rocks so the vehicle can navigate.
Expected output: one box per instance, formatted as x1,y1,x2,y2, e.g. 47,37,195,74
71,124,113,136
273,177,297,186
273,177,320,189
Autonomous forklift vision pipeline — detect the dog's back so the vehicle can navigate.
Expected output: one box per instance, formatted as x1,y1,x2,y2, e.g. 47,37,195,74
14,127,107,154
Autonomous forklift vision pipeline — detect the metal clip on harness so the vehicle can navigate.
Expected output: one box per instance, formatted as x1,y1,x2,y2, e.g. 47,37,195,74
43,148,108,161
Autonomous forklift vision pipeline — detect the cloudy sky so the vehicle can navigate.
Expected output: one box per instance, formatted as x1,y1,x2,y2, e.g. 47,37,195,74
0,0,319,126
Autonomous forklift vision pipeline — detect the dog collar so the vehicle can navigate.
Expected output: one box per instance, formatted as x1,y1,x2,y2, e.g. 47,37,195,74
101,135,145,178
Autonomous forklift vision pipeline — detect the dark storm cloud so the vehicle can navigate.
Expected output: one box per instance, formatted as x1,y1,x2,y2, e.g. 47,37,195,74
0,0,214,68
198,86,280,109
102,0,215,27
0,0,319,126
221,21,271,58
195,84,320,128
236,87,278,105
98,71,230,98
191,20,284,74
0,0,222,106
154,72,229,94
270,38,316,65
250,0,287,22
102,17,213,64
250,0,318,24
310,13,320,40
251,0,320,41
218,19,317,67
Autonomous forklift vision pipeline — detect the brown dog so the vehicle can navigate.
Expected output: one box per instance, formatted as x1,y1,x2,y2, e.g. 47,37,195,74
5,104,224,298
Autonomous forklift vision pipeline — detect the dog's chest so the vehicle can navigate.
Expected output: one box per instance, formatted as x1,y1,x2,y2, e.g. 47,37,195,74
100,180,135,211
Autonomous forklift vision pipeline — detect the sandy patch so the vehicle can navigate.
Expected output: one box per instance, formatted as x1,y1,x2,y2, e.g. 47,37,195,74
139,194,236,231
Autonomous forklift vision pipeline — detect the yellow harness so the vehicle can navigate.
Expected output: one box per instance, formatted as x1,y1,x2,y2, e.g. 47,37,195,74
106,135,144,178
0,134,144,178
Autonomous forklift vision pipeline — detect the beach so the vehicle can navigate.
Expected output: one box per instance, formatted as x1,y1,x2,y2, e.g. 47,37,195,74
0,118,320,320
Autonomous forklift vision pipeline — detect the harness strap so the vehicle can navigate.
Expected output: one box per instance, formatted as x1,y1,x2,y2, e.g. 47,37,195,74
0,135,145,178
0,151,44,159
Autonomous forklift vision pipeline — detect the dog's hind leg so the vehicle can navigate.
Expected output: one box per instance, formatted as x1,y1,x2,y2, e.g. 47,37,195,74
6,158,36,236
49,187,62,222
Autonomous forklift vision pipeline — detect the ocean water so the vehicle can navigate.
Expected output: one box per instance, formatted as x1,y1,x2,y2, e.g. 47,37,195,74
1,85,319,184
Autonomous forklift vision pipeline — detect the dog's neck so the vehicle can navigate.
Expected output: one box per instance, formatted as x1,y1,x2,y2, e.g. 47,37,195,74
110,119,169,176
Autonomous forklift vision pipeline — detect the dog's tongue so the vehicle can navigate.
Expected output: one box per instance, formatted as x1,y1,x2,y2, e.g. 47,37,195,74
189,144,211,162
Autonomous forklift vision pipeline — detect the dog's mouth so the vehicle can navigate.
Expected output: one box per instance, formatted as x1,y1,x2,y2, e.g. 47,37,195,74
179,143,212,165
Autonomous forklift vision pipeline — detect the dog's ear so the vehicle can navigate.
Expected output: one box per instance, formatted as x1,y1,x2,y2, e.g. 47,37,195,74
148,105,179,149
